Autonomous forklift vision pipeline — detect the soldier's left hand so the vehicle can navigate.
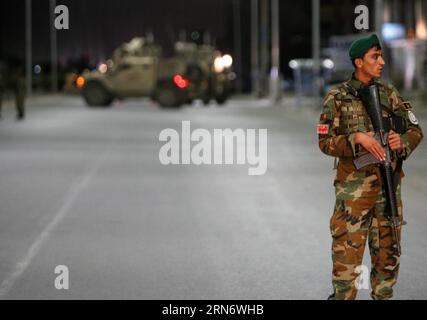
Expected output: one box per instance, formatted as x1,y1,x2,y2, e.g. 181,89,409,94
388,130,404,151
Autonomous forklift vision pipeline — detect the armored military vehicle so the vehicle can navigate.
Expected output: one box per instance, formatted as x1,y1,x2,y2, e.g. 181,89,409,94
173,41,234,105
79,37,234,108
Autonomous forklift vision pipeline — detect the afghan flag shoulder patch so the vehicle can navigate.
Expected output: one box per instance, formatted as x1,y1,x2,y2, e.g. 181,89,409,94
317,124,329,135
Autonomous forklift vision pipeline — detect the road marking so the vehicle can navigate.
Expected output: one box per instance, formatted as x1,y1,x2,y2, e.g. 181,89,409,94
0,154,105,298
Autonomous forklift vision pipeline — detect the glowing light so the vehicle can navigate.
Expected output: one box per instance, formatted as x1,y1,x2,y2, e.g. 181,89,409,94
98,63,108,73
270,67,279,78
173,74,189,89
33,64,42,74
289,60,298,69
416,19,427,39
322,59,334,69
76,76,85,88
214,57,225,73
222,54,233,68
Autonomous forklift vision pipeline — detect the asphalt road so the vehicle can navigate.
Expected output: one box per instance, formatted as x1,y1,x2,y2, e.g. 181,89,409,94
0,94,426,299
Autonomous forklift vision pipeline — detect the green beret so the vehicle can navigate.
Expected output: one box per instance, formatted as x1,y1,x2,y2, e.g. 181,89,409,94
349,34,381,60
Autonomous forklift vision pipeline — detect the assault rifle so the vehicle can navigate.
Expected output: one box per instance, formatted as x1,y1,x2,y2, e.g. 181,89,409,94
355,84,401,256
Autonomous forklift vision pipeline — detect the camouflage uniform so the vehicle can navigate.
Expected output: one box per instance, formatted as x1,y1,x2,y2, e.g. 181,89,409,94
318,75,423,300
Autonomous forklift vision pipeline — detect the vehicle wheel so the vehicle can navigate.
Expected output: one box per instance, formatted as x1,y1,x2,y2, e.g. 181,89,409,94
202,96,211,106
215,93,228,105
156,84,183,108
185,98,194,105
82,81,113,107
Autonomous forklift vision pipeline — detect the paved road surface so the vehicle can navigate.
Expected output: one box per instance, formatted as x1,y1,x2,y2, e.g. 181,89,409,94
0,95,425,299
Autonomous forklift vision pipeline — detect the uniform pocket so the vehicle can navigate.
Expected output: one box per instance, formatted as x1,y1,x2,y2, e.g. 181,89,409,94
330,200,348,239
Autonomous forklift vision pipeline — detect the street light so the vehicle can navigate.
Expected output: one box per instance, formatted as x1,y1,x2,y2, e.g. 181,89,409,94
270,0,281,103
25,0,32,96
312,0,320,99
50,0,58,93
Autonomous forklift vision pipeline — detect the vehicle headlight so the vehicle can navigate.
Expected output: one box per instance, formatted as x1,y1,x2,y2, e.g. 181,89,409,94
222,54,233,68
214,57,225,73
98,63,108,74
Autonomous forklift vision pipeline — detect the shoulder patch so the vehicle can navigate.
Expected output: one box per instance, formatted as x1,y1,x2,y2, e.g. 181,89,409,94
408,110,419,125
338,82,359,98
317,124,329,134
321,112,329,121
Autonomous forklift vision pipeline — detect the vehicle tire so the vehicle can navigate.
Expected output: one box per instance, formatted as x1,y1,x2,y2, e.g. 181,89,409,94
215,93,228,105
202,96,210,106
156,84,183,108
82,81,113,107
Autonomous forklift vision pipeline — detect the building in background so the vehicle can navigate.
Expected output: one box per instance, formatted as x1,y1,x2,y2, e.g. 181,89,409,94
383,0,427,91
322,0,427,94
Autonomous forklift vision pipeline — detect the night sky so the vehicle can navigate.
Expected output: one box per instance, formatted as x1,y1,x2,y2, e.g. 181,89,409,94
0,0,372,90
1,1,236,61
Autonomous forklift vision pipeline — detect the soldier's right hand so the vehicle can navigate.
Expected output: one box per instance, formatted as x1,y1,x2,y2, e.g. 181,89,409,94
354,132,386,161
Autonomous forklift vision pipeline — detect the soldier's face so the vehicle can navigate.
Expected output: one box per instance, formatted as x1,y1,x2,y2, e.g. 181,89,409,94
356,47,385,79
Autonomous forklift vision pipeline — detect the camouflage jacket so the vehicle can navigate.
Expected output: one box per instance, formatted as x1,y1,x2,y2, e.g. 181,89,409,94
318,74,423,184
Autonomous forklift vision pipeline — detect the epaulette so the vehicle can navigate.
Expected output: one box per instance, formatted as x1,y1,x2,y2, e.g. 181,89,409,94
327,86,341,97
336,82,357,99
323,86,341,102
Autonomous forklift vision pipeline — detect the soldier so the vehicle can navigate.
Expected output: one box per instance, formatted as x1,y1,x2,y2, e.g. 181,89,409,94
318,34,423,300
0,63,26,121
12,65,26,120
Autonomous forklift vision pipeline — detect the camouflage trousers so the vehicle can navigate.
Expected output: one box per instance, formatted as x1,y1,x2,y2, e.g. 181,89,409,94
329,171,403,300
